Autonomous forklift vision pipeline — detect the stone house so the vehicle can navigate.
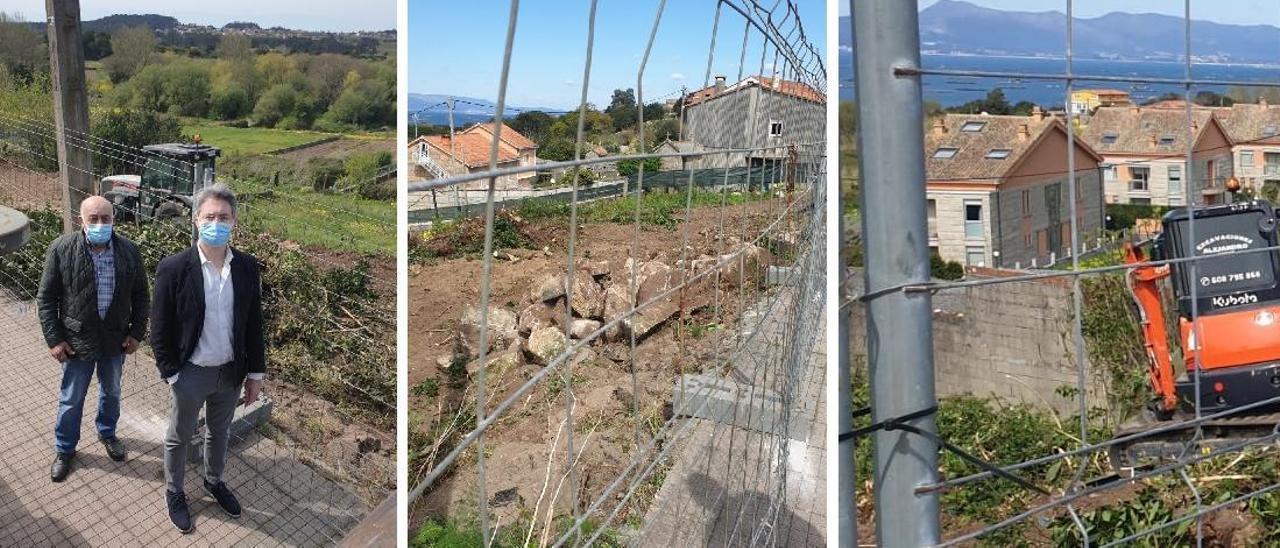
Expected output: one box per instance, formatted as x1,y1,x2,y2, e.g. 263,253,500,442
406,122,539,189
682,75,824,169
652,138,702,171
924,110,1105,268
1080,106,1234,206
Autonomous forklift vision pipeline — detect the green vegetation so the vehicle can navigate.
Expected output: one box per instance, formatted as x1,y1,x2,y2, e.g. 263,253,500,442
411,515,623,548
231,182,395,255
1105,204,1171,231
182,123,335,155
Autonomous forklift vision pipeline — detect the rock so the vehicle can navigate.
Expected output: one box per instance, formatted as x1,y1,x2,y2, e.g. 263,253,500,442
720,244,774,286
569,271,605,319
518,301,560,336
622,297,682,340
435,355,452,369
602,283,631,341
463,346,523,376
457,305,519,358
635,261,673,305
571,347,597,367
570,319,603,340
531,273,566,302
524,326,567,365
580,259,610,279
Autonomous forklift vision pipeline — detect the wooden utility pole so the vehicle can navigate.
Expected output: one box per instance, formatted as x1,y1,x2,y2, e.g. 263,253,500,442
46,0,93,233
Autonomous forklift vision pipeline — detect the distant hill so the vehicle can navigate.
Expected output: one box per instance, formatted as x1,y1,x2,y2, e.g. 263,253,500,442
83,14,181,33
408,93,564,126
841,0,1280,64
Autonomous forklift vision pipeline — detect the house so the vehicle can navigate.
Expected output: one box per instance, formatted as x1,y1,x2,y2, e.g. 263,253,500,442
582,145,618,176
682,75,824,169
1080,106,1234,206
406,122,539,189
652,138,703,171
1070,89,1131,115
924,110,1106,268
1210,98,1280,194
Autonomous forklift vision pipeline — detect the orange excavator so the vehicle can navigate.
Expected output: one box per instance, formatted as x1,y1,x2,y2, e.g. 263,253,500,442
1114,197,1280,468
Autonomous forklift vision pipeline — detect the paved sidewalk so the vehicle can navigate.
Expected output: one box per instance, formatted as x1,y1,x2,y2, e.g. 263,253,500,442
636,285,826,547
0,293,369,546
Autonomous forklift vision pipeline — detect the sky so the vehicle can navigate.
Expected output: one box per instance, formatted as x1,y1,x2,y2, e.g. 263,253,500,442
840,0,1277,26
409,0,827,111
5,0,395,32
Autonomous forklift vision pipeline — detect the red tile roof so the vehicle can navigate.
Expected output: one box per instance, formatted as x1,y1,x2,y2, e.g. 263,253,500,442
415,133,519,168
465,123,538,151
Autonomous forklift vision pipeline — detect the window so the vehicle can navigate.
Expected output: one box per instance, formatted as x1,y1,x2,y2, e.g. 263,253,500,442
1242,150,1255,167
1130,166,1150,192
964,201,983,239
985,149,1012,159
1158,135,1176,146
933,147,958,159
1020,189,1031,217
927,199,937,239
1024,230,1033,249
768,120,783,137
1168,164,1183,195
1131,197,1152,205
1104,165,1117,181
1101,133,1118,145
966,246,986,267
961,121,987,132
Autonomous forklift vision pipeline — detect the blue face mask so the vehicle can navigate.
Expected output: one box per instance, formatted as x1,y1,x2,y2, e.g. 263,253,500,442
199,221,232,247
84,223,112,245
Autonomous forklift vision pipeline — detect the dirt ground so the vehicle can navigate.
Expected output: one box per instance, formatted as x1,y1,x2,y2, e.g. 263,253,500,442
407,195,807,532
0,163,61,210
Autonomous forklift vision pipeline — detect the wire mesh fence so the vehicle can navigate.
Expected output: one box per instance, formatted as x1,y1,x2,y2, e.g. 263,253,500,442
847,0,1280,545
0,104,395,543
406,1,826,545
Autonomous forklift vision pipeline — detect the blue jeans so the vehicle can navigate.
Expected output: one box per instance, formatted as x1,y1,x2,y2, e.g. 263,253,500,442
54,354,125,455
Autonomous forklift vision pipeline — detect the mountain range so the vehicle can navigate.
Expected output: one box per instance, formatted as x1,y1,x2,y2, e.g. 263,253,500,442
841,0,1280,64
407,93,562,126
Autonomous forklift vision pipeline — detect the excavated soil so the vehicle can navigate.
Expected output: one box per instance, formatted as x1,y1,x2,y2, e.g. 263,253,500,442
407,195,807,531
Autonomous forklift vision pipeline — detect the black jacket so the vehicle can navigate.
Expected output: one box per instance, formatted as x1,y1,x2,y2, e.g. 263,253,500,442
37,232,149,360
149,245,266,384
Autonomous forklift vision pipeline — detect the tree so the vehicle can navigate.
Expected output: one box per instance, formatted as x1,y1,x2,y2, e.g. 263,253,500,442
538,138,575,162
0,12,45,83
160,62,211,117
82,31,113,61
642,101,666,121
215,34,254,63
103,26,156,83
510,110,556,144
210,83,252,120
92,109,182,175
1193,90,1234,107
616,157,662,177
606,88,638,130
253,84,300,127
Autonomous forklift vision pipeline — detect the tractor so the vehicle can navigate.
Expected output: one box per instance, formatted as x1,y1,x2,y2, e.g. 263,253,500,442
103,141,220,223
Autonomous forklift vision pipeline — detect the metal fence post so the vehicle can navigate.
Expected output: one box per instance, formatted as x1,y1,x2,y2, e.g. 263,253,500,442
851,1,941,546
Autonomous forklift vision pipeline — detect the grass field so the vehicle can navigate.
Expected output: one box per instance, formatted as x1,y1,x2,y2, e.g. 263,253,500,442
229,179,395,255
182,123,337,156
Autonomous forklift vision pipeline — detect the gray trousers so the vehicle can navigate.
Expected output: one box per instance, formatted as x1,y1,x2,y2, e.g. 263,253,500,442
164,362,241,494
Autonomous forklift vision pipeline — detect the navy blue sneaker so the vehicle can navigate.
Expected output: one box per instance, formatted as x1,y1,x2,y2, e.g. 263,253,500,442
204,480,242,518
166,490,194,534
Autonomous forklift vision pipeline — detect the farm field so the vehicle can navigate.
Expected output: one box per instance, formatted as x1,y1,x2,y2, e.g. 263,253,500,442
183,123,338,155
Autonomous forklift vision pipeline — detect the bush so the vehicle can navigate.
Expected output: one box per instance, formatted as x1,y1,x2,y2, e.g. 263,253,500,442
616,156,662,177
553,166,596,188
304,157,346,191
1106,203,1169,231
92,108,183,175
931,253,964,280
210,83,252,120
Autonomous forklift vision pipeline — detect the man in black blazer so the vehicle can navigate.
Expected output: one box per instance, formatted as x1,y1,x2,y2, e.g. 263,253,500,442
150,183,265,534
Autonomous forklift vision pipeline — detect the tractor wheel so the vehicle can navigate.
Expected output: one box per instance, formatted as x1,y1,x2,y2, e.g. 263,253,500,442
155,201,187,222
110,196,136,223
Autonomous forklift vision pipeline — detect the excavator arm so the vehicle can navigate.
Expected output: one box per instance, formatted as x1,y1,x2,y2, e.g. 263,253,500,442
1123,242,1179,414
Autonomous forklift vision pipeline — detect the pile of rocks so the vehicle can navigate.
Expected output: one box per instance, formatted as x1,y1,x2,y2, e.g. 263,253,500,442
441,243,775,376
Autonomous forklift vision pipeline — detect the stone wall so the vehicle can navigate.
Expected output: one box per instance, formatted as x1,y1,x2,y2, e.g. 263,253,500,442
848,267,1110,415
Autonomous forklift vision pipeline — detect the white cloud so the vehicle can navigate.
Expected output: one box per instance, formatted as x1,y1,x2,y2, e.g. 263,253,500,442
671,72,686,81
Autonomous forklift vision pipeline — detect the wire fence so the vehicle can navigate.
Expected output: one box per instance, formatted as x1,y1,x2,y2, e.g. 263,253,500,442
406,0,826,545
0,105,395,543
847,0,1280,545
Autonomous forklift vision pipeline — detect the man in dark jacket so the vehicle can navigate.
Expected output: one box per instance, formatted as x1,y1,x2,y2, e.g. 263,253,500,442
150,183,265,534
37,195,149,482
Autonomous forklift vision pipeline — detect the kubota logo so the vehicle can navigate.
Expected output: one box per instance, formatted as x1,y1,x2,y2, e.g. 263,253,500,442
1212,293,1258,308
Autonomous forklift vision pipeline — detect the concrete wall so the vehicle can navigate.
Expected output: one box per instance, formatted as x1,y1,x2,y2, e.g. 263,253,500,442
848,268,1109,416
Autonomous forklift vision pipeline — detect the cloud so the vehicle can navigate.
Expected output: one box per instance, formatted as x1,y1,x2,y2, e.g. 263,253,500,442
671,72,686,81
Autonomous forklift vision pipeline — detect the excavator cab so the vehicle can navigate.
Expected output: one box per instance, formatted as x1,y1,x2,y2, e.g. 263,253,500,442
1115,200,1280,468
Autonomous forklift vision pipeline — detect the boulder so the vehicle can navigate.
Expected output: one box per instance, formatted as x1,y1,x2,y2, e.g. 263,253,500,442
635,260,673,305
531,273,566,302
602,282,631,341
524,326,568,366
465,346,523,376
518,301,560,336
457,305,519,358
569,271,606,319
570,319,603,340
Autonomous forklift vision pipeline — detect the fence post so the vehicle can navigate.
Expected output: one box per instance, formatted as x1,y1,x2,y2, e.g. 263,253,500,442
46,0,94,233
850,1,941,546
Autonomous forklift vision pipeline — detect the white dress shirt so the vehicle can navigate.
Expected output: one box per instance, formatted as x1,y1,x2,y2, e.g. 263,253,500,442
167,246,266,385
